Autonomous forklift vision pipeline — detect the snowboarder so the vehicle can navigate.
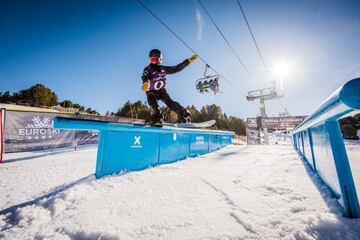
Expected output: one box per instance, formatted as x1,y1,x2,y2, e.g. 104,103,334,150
141,49,198,125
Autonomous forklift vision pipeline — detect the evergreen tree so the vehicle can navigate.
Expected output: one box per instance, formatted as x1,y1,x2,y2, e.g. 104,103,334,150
0,84,102,114
340,113,360,139
60,100,73,108
73,103,81,109
18,84,58,107
187,105,201,122
115,101,150,119
0,91,13,103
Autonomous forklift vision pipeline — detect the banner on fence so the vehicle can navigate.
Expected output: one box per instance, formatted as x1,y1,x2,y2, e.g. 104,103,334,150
246,116,307,145
246,118,261,145
4,111,98,153
260,116,308,129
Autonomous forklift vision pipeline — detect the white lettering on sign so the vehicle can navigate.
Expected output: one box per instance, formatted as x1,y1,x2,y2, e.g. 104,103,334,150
131,136,143,148
195,136,205,145
134,136,141,145
19,128,60,136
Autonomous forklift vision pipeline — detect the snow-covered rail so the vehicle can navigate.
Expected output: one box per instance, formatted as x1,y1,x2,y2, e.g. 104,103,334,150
53,117,234,179
292,77,360,218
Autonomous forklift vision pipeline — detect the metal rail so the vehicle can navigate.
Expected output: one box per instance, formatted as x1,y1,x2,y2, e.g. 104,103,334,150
292,77,360,218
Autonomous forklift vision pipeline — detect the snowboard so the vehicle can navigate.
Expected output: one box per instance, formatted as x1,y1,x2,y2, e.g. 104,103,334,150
57,115,216,129
137,119,216,128
162,120,216,128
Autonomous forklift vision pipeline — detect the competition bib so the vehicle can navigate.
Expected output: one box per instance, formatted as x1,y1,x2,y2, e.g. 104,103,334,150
149,70,167,90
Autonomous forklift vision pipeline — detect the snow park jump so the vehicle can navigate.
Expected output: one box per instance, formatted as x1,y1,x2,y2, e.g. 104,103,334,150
292,77,360,218
53,116,234,178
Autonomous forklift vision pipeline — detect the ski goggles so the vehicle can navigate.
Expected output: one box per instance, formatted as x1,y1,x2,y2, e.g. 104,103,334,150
150,57,162,64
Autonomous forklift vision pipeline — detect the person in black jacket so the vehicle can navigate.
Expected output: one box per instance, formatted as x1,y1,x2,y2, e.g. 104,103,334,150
141,49,198,124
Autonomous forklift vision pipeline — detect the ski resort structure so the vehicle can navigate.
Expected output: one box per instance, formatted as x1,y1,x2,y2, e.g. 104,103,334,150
53,117,234,178
246,84,283,144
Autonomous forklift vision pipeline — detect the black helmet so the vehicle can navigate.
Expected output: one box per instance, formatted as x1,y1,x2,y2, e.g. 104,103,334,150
149,49,162,58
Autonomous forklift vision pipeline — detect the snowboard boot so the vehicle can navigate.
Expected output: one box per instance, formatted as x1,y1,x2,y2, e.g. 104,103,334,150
146,109,163,126
177,109,191,123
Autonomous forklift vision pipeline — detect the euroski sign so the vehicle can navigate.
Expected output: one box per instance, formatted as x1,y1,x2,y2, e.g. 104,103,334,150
4,111,98,152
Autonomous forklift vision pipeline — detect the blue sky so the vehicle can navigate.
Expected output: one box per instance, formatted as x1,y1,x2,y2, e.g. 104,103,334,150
1,0,359,118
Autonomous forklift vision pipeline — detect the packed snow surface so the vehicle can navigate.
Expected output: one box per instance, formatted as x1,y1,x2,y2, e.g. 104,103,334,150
346,143,360,198
1,145,360,240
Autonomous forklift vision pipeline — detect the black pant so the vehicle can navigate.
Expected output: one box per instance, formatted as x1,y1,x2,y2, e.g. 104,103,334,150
146,89,185,116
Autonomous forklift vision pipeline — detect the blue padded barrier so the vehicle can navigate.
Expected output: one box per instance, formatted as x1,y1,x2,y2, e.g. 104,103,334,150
221,135,232,147
189,133,210,157
53,117,234,179
303,130,315,170
100,130,160,174
159,132,189,164
209,134,222,152
292,77,360,218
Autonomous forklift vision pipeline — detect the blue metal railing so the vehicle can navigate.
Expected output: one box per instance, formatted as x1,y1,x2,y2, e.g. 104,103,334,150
292,77,360,218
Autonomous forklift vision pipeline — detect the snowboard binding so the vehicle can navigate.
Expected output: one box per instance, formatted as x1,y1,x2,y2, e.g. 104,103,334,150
146,109,163,126
177,109,191,123
145,119,163,126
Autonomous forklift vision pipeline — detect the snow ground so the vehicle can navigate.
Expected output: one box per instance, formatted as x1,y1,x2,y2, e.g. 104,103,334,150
232,138,246,145
345,144,360,202
1,145,360,240
0,147,96,210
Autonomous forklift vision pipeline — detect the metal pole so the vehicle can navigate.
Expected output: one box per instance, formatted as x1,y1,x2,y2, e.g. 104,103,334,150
260,98,269,144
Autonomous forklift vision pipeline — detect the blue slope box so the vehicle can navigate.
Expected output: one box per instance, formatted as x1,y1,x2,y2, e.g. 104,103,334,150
53,118,234,178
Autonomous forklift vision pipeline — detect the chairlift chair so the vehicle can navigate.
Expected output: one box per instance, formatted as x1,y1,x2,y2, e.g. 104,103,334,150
195,64,222,94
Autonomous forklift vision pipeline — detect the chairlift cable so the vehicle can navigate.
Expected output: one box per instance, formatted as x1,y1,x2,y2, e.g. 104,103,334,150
198,0,250,74
235,0,269,76
236,0,290,112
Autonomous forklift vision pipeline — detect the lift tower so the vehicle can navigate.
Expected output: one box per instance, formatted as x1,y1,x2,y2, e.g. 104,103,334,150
246,85,283,144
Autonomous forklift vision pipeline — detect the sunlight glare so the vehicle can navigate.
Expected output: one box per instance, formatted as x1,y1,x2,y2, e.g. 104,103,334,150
272,61,292,79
